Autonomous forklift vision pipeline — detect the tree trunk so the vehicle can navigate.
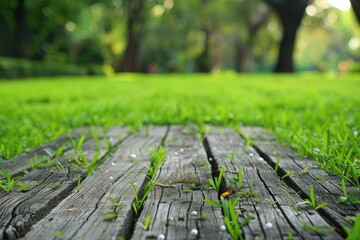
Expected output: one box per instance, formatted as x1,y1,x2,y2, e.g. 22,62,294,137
13,0,26,58
265,0,309,72
235,42,252,72
195,29,211,72
275,19,298,72
121,23,141,72
120,0,144,72
350,0,360,24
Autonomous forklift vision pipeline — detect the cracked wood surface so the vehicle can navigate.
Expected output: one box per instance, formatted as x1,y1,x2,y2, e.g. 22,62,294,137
206,126,341,240
241,126,360,235
0,125,358,240
22,127,167,240
131,126,228,240
0,128,127,240
0,132,82,179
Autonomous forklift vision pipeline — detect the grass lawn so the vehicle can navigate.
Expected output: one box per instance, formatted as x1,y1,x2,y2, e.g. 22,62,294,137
0,72,359,186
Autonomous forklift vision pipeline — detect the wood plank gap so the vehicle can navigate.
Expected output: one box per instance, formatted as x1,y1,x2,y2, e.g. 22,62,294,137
125,125,170,239
240,126,360,201
240,126,359,237
206,126,341,240
202,137,228,198
252,144,348,238
131,125,229,240
254,167,303,237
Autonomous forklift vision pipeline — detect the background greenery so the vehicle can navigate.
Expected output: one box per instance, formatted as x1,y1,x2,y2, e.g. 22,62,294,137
0,0,359,77
0,73,359,185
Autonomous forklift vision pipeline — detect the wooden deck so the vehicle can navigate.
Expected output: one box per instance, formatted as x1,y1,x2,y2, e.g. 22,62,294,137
0,125,359,240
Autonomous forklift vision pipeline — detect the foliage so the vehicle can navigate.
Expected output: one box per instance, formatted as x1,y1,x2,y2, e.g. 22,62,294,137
70,136,102,176
344,213,360,240
209,166,225,193
0,57,95,79
274,156,281,173
338,179,360,204
130,181,155,217
131,146,166,217
104,194,128,220
137,215,152,231
0,0,358,72
147,146,167,182
225,168,243,189
0,169,31,192
205,196,253,239
301,185,328,210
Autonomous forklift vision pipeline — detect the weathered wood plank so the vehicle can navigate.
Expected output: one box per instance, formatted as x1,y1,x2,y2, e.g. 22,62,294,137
22,126,167,240
240,126,360,195
131,125,229,240
0,128,96,179
205,126,341,240
1,125,355,240
240,126,360,234
0,127,123,201
240,126,276,142
0,135,74,178
269,142,359,199
0,128,126,240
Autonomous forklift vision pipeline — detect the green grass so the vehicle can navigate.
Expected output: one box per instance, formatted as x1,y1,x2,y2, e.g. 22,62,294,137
0,72,359,185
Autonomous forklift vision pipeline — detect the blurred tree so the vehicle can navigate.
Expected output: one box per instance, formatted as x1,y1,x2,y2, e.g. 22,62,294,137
0,0,112,65
140,0,201,72
295,1,358,71
0,0,80,60
12,0,25,58
231,0,271,72
350,0,360,23
119,0,146,72
176,0,271,72
140,0,275,72
140,0,219,72
264,0,310,72
194,27,212,72
0,0,26,58
1,0,357,74
194,0,212,72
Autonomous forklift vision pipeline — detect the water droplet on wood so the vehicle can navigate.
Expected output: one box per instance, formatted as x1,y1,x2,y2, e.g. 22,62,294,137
190,229,198,236
265,222,272,229
157,234,165,240
191,211,197,216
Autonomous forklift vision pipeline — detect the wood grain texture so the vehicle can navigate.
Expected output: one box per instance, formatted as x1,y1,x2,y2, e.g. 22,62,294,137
205,126,341,240
22,126,167,240
0,127,121,179
0,128,127,240
131,125,230,240
0,132,81,179
0,125,357,240
240,126,360,235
